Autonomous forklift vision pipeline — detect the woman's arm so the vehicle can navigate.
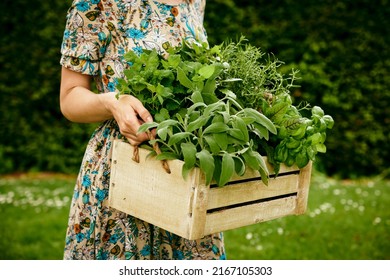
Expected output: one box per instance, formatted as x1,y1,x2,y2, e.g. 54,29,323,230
59,66,153,145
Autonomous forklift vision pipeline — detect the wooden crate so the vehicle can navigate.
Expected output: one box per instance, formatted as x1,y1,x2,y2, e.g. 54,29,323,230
108,139,312,240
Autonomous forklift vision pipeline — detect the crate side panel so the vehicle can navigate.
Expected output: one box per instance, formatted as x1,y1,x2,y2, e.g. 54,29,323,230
204,196,297,235
207,174,299,210
109,140,195,238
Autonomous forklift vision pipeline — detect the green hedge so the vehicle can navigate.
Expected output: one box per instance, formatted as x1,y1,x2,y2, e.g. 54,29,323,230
0,0,389,178
0,0,96,174
205,0,390,177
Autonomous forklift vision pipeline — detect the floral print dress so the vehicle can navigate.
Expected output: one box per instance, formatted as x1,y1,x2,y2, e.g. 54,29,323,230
60,0,226,260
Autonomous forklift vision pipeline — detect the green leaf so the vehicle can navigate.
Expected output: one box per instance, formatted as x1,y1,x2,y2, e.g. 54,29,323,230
253,152,269,185
156,119,179,139
187,102,206,115
307,146,317,161
167,54,181,68
203,122,229,134
242,150,260,171
213,133,228,151
226,135,243,146
274,144,288,162
138,122,158,133
219,153,235,186
284,118,303,131
242,150,269,185
252,123,270,140
155,152,180,161
204,135,221,154
233,156,246,176
181,142,197,169
168,132,193,146
182,164,193,181
177,67,194,89
258,166,269,185
198,65,215,79
242,108,277,134
228,128,245,141
155,108,171,122
156,83,173,98
296,151,309,168
146,83,156,93
219,88,237,99
265,101,289,123
211,113,225,124
132,81,147,92
323,115,334,129
233,116,249,142
157,119,180,129
203,78,216,94
213,156,222,185
316,143,327,153
286,137,301,149
196,150,215,185
312,106,324,117
156,126,169,141
307,132,322,145
285,155,296,167
240,116,256,125
191,90,203,103
116,78,131,94
219,111,230,124
187,116,209,132
201,92,219,104
124,51,139,63
204,101,224,116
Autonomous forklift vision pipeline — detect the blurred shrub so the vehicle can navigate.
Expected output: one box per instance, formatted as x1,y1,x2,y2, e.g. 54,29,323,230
0,0,388,178
205,0,390,178
0,0,95,174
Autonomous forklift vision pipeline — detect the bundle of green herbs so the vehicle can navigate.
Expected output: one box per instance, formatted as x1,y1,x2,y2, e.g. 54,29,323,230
116,37,334,187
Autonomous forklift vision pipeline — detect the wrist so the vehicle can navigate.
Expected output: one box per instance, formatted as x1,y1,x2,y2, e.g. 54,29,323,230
98,92,118,118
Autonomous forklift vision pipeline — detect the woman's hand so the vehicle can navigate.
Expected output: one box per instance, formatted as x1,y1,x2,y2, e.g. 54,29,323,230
60,66,154,146
107,94,154,146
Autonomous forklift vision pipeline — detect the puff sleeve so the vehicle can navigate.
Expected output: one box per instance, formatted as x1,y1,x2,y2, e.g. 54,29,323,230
60,0,110,76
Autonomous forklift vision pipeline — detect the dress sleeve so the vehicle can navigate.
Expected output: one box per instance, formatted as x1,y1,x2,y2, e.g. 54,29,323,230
60,0,109,76
199,0,206,22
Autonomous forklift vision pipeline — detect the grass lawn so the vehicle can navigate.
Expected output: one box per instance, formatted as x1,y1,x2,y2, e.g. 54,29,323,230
0,173,73,260
224,172,390,259
0,171,389,260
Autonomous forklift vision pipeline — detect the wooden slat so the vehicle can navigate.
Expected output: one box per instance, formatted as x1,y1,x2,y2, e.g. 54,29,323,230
295,161,313,215
108,140,195,237
207,174,299,210
203,196,297,236
187,170,209,240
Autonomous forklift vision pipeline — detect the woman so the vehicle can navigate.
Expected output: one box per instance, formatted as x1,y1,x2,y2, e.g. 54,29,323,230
59,0,226,260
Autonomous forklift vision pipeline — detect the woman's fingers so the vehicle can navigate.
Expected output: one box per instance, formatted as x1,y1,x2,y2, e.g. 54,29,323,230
115,95,154,146
129,95,153,123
